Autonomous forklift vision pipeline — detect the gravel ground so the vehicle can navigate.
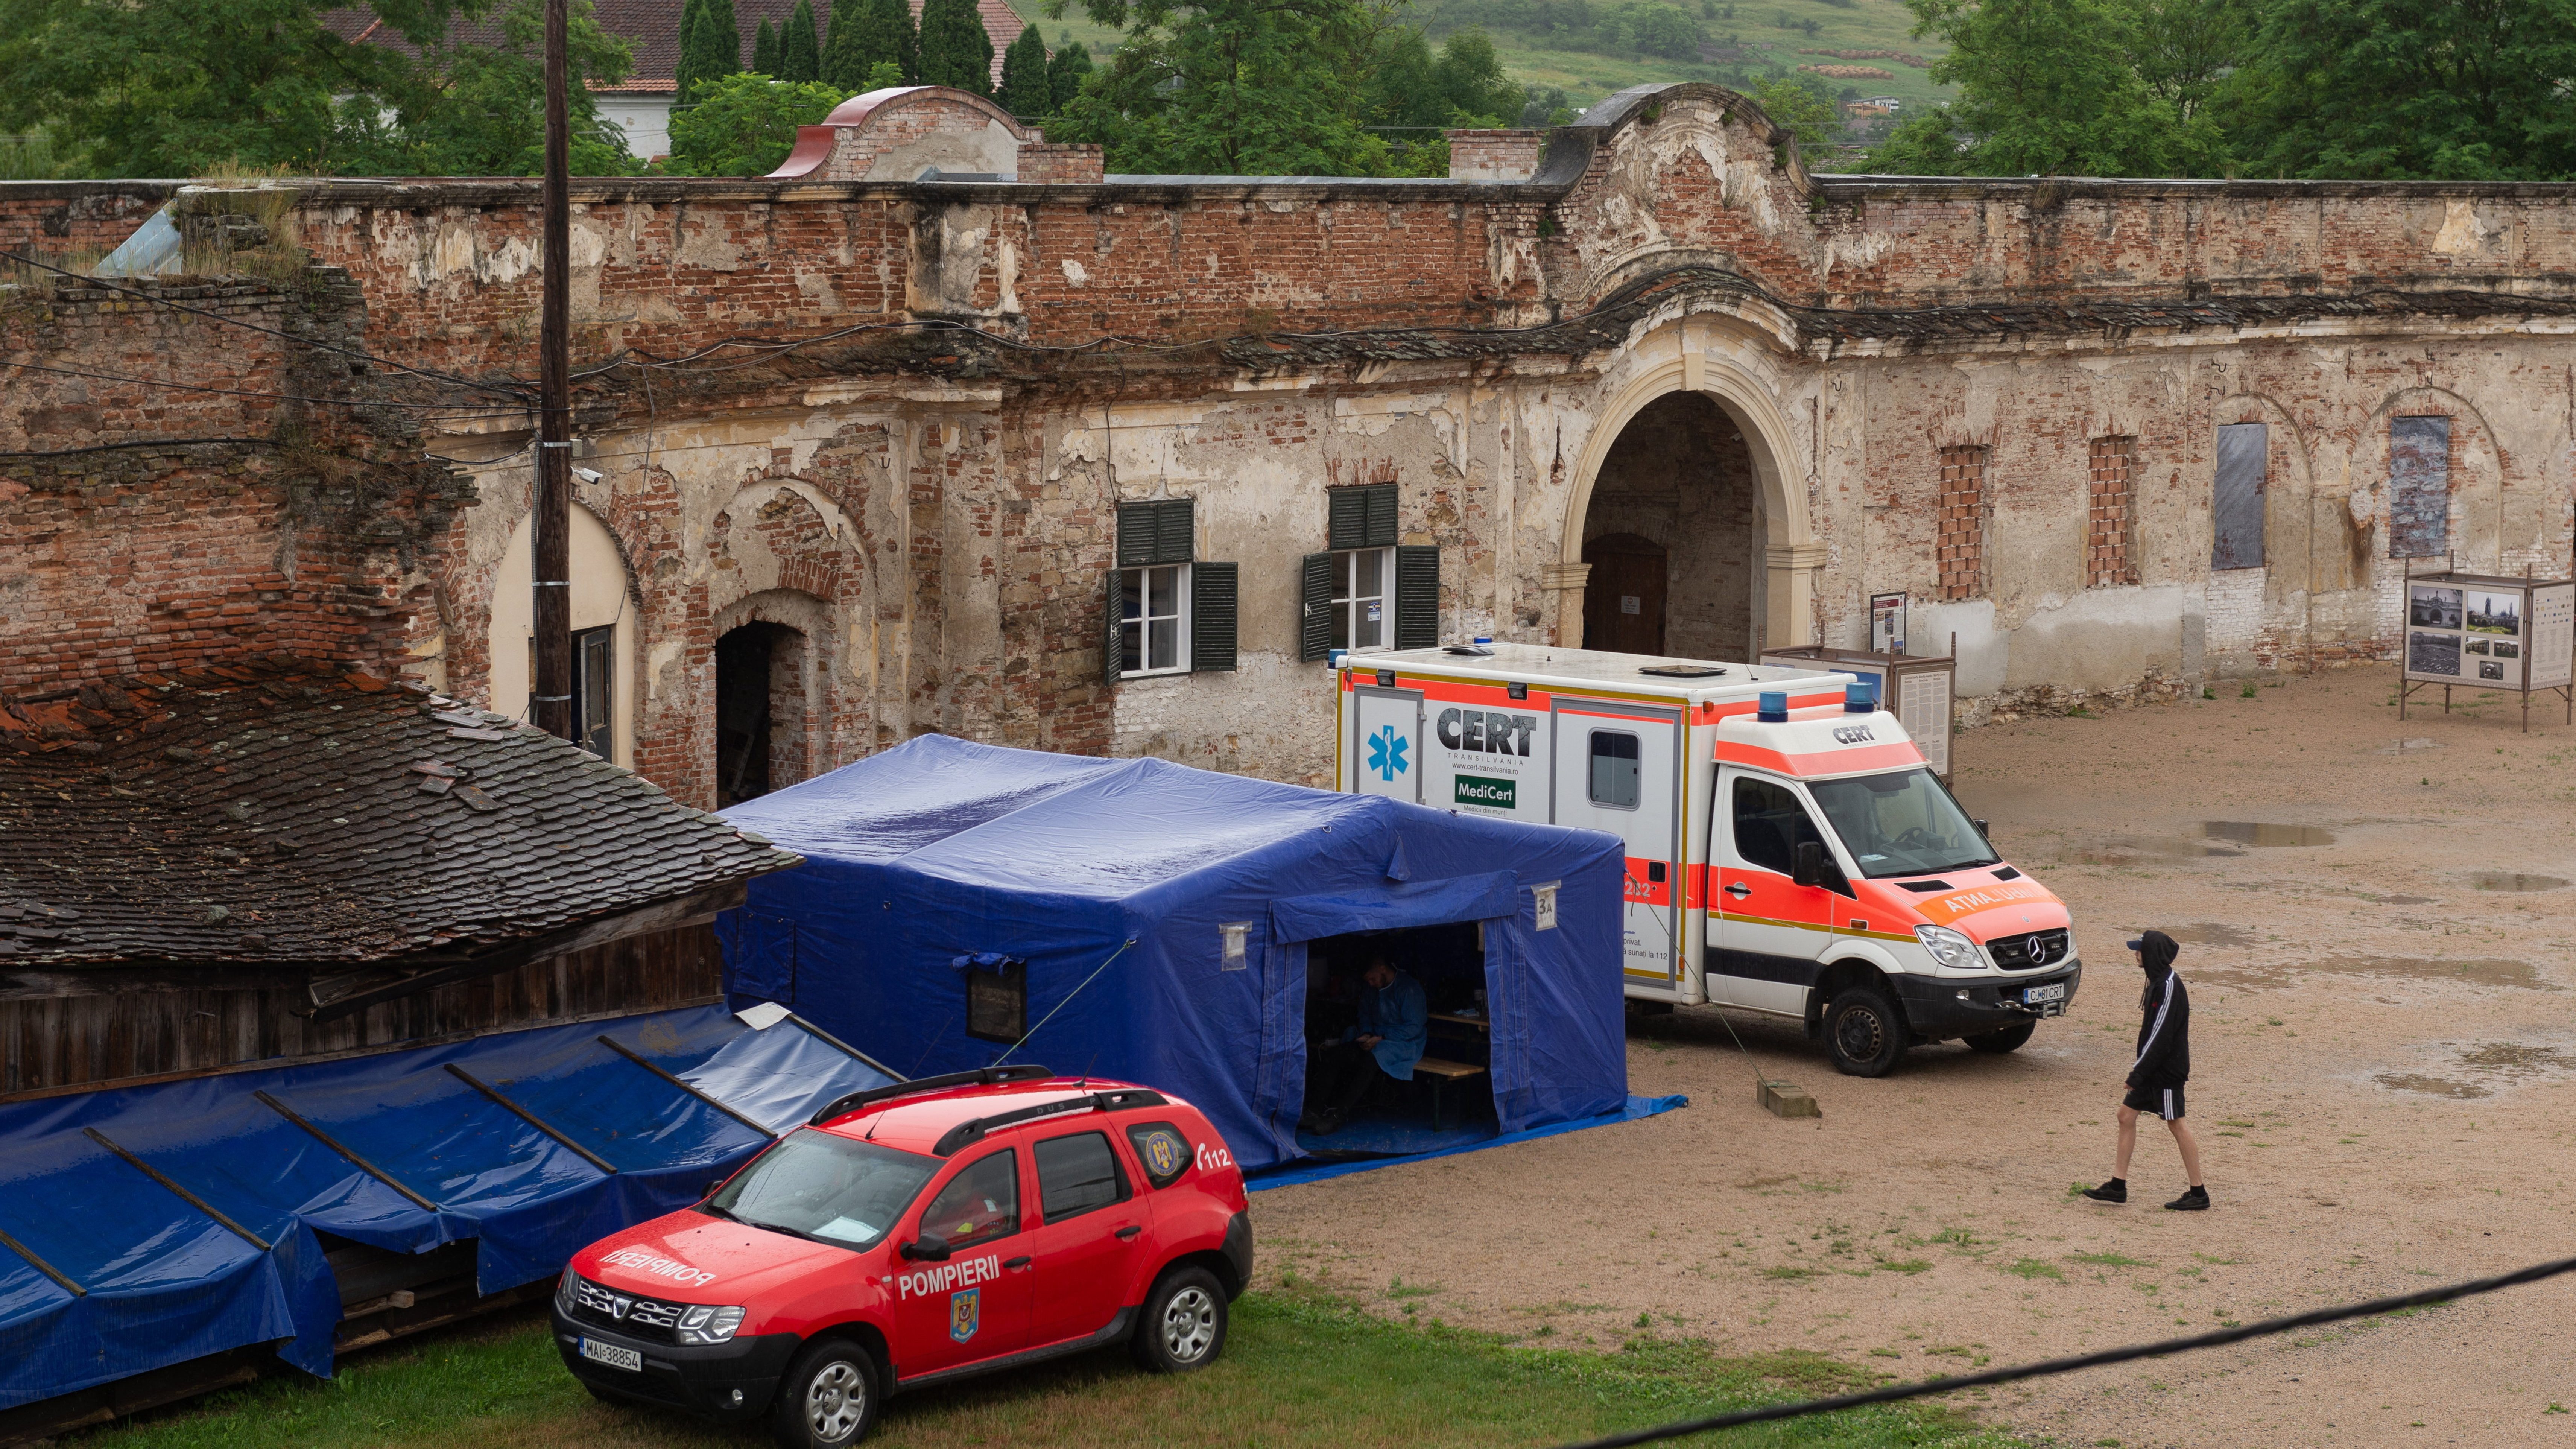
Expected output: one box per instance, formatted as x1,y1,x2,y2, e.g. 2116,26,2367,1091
1251,668,2576,1448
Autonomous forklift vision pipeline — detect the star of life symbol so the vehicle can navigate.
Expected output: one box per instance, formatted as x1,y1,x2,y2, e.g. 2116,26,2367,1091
1367,725,1409,782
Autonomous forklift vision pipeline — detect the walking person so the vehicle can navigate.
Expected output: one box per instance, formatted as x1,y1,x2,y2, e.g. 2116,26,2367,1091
2084,929,2208,1210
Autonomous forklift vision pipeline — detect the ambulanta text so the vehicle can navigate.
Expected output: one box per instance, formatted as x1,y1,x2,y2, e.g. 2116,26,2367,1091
898,1254,1002,1301
602,1247,718,1288
1436,709,1538,756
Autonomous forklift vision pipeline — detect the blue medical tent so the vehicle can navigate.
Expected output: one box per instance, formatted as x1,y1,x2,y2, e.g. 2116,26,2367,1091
718,737,1632,1172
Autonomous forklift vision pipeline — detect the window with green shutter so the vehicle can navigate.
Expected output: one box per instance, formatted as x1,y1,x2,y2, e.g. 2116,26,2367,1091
1107,499,1236,680
1302,484,1438,657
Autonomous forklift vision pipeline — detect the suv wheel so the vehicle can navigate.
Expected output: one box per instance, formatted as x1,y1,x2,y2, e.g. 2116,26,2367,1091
1966,1022,2036,1054
1824,985,1907,1077
1131,1265,1228,1373
772,1338,881,1449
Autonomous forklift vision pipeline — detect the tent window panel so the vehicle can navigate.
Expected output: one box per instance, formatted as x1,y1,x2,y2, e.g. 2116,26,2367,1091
2389,415,2453,559
2211,423,2267,570
1588,730,1641,809
1033,1131,1129,1222
964,960,1027,1043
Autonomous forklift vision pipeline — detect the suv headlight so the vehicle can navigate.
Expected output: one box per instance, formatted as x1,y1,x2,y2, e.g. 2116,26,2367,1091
677,1305,746,1344
1914,924,1984,970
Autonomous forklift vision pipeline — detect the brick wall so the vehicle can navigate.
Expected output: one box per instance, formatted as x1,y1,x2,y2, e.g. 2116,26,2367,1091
2087,435,2137,587
0,184,174,260
1018,144,1103,184
1447,129,1547,182
0,275,469,696
1936,445,1988,601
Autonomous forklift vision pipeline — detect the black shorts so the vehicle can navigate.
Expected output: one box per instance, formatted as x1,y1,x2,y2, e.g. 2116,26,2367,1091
2123,1083,2185,1120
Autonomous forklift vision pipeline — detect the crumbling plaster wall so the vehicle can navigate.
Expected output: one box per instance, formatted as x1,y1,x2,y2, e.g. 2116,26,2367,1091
1815,325,2576,717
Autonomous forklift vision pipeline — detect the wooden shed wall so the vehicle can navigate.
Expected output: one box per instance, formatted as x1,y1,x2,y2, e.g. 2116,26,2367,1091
0,924,724,1097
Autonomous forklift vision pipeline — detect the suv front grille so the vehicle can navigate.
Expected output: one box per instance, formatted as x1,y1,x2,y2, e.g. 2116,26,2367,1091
1986,928,2070,971
567,1274,687,1341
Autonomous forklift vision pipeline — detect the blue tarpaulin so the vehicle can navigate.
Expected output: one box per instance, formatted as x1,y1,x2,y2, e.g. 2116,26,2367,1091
0,1005,886,1411
719,736,1632,1174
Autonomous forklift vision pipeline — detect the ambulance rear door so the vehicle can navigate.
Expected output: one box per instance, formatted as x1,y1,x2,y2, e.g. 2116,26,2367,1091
1551,699,1683,989
1350,682,1424,802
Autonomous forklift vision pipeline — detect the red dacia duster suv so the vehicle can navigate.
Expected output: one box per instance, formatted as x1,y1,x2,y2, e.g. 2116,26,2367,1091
552,1064,1254,1447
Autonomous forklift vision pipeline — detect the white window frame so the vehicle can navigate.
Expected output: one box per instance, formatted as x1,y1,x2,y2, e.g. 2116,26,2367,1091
1119,562,1192,677
1329,546,1395,654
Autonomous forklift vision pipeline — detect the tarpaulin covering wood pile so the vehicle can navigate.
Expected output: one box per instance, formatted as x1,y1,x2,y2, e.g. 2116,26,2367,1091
0,1005,885,1410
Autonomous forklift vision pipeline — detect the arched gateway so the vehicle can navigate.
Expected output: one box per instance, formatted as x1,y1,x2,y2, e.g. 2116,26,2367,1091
1557,316,1822,657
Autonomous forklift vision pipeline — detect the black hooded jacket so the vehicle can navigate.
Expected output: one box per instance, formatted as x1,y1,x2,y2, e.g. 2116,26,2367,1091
2128,930,2190,1090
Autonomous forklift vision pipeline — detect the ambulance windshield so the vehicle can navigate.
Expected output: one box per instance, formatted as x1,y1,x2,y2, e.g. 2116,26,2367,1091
705,1130,939,1248
1806,768,1999,880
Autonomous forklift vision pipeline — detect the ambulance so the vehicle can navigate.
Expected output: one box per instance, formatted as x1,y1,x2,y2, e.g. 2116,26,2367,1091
1333,643,2080,1076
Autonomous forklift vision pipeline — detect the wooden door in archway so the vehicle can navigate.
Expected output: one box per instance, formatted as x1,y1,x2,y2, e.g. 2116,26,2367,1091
1583,534,1668,655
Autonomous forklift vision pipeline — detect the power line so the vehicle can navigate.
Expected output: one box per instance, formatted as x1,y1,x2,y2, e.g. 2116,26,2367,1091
1549,1250,2576,1449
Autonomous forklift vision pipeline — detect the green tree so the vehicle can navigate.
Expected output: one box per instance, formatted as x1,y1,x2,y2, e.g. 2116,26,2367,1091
753,16,780,73
378,0,639,173
669,71,848,173
779,0,821,81
918,0,994,93
0,0,440,175
997,23,1051,117
869,58,906,86
1876,0,2226,175
1046,38,1093,113
2222,0,2576,179
1747,72,1834,147
1043,0,1383,174
679,0,743,98
827,0,918,86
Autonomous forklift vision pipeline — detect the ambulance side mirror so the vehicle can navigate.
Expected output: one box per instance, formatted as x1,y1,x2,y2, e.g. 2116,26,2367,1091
901,1234,953,1263
1792,842,1829,889
1971,818,1991,837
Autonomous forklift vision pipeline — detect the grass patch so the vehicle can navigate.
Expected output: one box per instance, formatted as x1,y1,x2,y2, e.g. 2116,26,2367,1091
1873,1258,1933,1275
68,1294,2008,1449
2003,1259,2064,1281
1763,1265,1825,1280
2068,1253,2151,1268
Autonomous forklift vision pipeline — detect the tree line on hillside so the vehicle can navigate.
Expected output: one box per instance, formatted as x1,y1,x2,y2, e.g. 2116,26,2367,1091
1868,0,2576,179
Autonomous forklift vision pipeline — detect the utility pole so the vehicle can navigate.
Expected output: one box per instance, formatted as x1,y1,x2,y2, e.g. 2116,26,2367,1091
530,0,574,742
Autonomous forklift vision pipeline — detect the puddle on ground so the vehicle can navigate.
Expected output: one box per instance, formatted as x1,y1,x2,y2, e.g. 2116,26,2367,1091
2464,870,2568,893
2369,894,2438,905
2201,821,2337,847
2375,1073,2491,1099
2195,955,2550,993
2163,923,2257,947
2456,1042,2576,1073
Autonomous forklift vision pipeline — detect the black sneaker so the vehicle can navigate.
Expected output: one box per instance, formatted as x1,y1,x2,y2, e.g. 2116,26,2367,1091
2081,1180,2128,1204
2165,1186,2210,1212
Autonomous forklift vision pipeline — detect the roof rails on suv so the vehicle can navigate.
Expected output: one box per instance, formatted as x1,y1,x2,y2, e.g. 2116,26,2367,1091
930,1087,1169,1157
805,1064,1057,1127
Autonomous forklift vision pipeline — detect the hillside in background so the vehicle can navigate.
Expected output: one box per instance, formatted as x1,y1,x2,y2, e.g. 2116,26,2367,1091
1002,0,1951,137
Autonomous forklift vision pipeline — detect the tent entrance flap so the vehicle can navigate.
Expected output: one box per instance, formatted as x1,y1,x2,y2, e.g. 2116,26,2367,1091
1267,871,1520,944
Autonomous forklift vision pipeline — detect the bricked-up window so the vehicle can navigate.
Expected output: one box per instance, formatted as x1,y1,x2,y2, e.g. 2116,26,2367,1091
2389,415,2453,558
1302,483,1440,659
1107,499,1237,682
2086,436,2138,588
1935,445,1989,601
2212,423,2267,570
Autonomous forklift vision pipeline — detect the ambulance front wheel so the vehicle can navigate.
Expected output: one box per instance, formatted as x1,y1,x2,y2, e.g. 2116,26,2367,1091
1824,986,1907,1077
1132,1265,1229,1373
1966,1022,2036,1054
773,1337,881,1449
